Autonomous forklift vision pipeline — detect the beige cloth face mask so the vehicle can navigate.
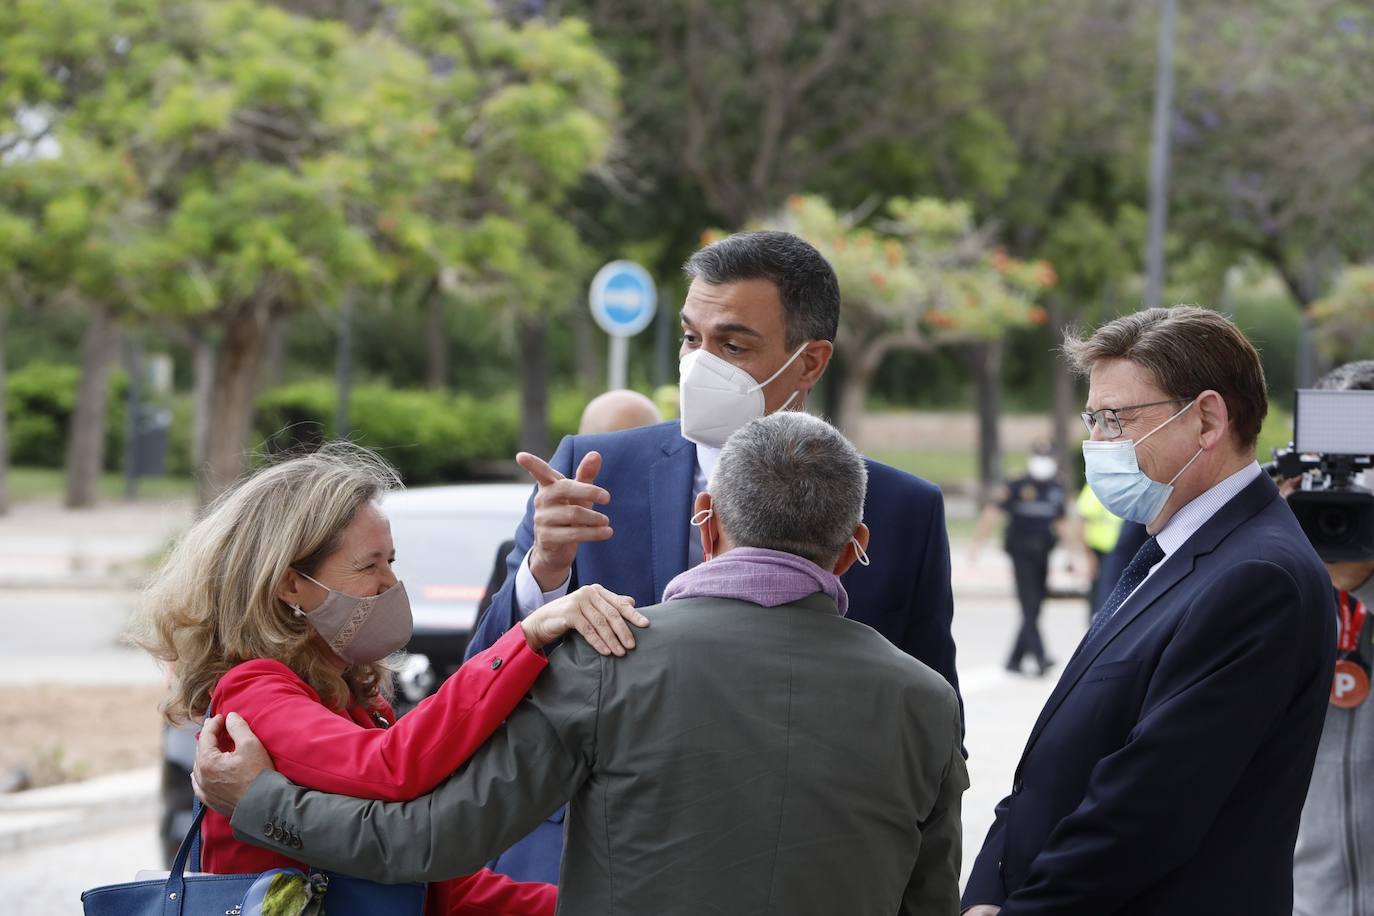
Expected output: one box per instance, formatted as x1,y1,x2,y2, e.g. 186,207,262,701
290,572,413,664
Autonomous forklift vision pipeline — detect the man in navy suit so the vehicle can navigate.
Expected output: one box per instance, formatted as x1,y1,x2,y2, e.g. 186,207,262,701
465,230,959,884
963,306,1336,916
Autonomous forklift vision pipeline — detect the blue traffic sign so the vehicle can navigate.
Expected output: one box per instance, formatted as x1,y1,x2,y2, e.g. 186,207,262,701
589,260,657,338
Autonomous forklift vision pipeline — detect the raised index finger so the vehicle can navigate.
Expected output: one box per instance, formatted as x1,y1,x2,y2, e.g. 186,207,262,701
516,452,565,488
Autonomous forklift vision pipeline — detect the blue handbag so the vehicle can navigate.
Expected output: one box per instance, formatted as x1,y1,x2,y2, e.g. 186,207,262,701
81,801,427,915
82,703,425,916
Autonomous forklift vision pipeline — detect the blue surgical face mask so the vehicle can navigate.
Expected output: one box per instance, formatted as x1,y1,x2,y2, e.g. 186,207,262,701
1082,399,1203,525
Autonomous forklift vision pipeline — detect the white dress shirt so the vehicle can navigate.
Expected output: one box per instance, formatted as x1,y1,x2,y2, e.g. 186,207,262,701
513,442,719,615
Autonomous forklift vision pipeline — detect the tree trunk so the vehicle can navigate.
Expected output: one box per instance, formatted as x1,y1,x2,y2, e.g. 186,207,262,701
832,344,876,438
518,315,550,457
570,298,602,394
0,308,10,515
191,329,216,471
969,340,1004,507
424,291,449,390
199,301,274,507
259,312,288,393
64,307,121,509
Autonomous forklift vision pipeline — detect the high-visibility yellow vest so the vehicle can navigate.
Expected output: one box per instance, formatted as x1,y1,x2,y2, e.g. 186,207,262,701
1077,484,1123,553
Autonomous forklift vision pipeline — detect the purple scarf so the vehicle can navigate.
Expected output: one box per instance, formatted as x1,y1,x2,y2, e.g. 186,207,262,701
661,547,848,616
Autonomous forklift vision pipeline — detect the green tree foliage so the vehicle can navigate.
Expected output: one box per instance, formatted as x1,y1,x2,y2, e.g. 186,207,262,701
1311,265,1374,366
762,194,1053,431
2,0,617,503
1171,1,1374,305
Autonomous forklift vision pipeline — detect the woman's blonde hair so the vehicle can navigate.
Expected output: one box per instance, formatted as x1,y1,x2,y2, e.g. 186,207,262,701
133,443,404,724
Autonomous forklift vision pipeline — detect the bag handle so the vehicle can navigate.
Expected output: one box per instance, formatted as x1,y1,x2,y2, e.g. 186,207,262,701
158,705,214,914
160,803,208,915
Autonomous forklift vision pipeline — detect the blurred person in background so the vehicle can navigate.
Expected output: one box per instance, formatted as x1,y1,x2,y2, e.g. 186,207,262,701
1292,359,1374,916
195,412,969,915
461,230,963,885
969,441,1072,677
134,444,646,916
576,389,661,435
1074,482,1123,620
964,307,1336,916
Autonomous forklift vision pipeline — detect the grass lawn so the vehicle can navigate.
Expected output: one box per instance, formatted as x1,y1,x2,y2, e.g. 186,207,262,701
870,448,1029,491
5,466,196,502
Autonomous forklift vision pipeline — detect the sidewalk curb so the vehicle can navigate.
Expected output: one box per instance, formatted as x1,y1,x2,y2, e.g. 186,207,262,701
0,766,158,854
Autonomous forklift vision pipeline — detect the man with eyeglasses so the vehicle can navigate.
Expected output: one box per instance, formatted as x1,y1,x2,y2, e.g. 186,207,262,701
963,306,1336,916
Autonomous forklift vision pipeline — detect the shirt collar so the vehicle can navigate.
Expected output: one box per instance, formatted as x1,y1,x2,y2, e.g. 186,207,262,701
1156,461,1263,558
696,442,721,483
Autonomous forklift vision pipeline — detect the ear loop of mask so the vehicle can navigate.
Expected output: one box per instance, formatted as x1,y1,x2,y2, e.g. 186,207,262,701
851,537,871,567
691,508,715,561
1135,397,1203,487
289,568,325,617
750,343,809,412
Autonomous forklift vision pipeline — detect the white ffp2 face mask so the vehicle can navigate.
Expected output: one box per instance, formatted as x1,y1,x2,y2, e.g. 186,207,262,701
678,343,808,448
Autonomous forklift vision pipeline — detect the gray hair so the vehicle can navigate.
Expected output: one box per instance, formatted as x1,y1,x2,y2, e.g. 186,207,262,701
1316,360,1374,391
711,412,867,567
683,231,841,348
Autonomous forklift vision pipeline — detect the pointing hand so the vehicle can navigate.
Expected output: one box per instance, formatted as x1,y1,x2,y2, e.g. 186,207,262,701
518,450,613,592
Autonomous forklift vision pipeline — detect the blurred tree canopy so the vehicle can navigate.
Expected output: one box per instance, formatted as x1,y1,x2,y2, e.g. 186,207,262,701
2,0,1371,501
760,194,1052,432
2,0,616,503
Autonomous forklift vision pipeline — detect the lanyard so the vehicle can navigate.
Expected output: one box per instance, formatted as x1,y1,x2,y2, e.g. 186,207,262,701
1338,591,1368,656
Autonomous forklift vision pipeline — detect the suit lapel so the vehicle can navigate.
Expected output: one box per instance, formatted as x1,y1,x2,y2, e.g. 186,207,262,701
1019,473,1281,762
649,429,697,602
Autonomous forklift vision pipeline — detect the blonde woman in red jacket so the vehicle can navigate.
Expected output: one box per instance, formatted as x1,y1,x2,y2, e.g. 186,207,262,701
134,444,645,916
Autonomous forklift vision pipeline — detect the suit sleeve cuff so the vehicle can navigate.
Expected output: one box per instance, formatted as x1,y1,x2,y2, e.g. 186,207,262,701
229,770,301,854
514,549,571,615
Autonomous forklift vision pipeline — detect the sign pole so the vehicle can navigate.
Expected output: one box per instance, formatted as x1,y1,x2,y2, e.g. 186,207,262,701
608,336,628,391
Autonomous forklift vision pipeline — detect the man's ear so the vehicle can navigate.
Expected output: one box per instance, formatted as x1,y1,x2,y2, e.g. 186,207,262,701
1195,389,1231,450
795,339,834,398
832,523,870,576
693,491,718,562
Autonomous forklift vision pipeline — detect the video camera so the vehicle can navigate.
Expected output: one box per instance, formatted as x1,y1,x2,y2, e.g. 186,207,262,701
1264,388,1374,563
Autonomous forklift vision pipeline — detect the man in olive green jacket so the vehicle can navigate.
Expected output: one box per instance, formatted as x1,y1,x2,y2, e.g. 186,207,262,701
198,412,968,915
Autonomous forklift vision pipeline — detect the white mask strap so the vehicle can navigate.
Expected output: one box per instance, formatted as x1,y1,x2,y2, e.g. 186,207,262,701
1167,447,1205,487
852,537,870,567
749,342,809,393
690,508,713,528
1136,398,1196,446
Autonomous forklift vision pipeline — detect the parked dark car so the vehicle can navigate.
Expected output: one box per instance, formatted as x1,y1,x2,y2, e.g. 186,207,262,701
158,483,529,864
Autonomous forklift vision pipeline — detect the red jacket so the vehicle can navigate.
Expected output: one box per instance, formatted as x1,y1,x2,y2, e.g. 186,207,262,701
203,625,556,916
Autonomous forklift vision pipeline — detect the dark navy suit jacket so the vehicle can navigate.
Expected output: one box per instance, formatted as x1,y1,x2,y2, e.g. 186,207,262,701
964,474,1336,915
463,419,961,884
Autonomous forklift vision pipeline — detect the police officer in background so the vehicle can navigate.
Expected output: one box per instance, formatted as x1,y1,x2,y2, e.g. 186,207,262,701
970,441,1071,676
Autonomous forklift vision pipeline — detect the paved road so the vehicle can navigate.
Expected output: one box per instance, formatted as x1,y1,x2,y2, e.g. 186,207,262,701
2,815,161,914
0,588,1091,910
0,588,163,686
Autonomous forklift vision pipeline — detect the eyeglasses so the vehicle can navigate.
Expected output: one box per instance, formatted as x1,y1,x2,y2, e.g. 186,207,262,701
1080,398,1191,440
